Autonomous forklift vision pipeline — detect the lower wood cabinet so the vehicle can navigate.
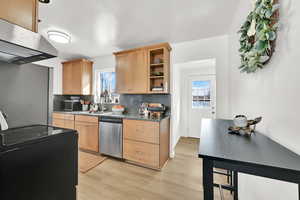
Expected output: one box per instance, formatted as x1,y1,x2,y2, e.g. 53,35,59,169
123,118,170,169
75,115,99,153
52,113,99,153
124,139,159,168
52,113,75,129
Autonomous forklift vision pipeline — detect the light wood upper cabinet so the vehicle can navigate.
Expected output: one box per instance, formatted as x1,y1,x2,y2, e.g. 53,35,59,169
115,50,147,94
0,0,38,32
114,43,171,94
62,59,93,95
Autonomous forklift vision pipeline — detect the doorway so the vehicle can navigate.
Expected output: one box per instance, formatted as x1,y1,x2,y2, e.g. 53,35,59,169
186,75,216,138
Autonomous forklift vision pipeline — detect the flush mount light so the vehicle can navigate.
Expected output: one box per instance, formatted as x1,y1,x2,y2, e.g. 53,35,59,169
47,31,71,44
39,0,50,4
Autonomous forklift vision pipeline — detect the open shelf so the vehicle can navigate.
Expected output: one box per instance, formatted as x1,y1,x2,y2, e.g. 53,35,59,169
150,63,164,66
147,45,170,93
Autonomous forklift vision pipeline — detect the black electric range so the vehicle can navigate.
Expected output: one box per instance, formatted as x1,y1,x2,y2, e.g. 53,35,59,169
0,125,78,200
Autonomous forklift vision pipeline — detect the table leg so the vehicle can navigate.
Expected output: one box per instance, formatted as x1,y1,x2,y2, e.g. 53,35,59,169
234,171,238,200
203,158,214,200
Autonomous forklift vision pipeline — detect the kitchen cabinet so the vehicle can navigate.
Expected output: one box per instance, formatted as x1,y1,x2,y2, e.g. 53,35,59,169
52,113,75,129
62,59,93,95
114,43,171,94
0,0,38,32
123,118,170,169
115,50,148,94
75,115,99,152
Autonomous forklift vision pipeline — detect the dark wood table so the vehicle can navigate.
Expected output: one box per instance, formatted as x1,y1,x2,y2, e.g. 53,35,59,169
198,119,300,200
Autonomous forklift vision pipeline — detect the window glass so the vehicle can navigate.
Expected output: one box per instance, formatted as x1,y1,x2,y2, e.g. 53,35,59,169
95,71,119,104
192,81,211,108
100,72,116,94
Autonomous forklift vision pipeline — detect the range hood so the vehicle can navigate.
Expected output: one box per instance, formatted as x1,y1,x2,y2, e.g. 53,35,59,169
0,19,57,65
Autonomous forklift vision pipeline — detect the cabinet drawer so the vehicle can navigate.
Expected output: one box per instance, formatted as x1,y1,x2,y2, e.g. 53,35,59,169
53,113,74,121
53,113,66,120
123,119,159,144
123,139,159,168
75,115,98,123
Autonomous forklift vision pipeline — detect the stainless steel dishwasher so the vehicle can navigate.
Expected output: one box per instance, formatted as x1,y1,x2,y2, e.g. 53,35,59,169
99,116,123,158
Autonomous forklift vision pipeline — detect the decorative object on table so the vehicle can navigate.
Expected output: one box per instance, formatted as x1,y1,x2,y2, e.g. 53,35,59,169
80,100,91,111
229,116,262,136
238,0,280,73
112,105,125,115
233,115,248,128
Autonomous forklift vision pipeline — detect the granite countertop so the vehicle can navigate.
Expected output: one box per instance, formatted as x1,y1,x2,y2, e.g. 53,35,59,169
53,111,169,122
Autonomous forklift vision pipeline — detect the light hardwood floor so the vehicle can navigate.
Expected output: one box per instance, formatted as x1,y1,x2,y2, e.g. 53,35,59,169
78,138,232,200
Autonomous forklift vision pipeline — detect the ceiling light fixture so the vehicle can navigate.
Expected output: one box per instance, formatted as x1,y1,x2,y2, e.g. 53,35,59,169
39,0,50,4
47,31,71,44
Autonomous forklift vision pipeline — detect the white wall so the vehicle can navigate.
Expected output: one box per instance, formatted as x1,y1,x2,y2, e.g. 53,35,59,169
228,0,300,199
171,36,230,119
34,57,64,94
92,55,115,70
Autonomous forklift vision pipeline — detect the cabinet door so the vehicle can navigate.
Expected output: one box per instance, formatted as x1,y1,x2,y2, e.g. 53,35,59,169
63,62,74,94
75,122,99,152
116,53,132,93
131,50,148,93
52,118,65,128
71,61,83,95
64,120,75,129
0,0,38,32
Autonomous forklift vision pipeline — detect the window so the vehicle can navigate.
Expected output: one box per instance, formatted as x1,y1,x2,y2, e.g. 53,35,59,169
95,69,119,104
192,80,211,108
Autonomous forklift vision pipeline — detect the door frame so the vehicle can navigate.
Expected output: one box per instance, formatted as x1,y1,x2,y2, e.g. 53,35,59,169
170,58,216,157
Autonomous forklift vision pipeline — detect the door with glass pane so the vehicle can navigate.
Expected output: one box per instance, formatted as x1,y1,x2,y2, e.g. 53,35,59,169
188,75,216,138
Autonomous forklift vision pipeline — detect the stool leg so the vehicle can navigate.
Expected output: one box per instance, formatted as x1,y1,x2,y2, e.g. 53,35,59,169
234,171,238,200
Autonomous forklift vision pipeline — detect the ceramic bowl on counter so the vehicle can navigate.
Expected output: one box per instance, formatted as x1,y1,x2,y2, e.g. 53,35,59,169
112,105,125,115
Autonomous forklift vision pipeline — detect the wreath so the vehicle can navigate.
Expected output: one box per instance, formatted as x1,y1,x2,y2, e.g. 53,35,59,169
238,0,280,73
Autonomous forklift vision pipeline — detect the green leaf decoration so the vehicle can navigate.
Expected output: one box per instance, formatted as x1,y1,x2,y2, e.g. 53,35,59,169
238,0,279,73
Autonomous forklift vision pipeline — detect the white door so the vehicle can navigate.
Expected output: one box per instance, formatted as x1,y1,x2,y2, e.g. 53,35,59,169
187,75,216,138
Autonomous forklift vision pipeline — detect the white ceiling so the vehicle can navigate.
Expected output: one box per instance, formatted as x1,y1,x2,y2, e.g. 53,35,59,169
39,0,239,59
